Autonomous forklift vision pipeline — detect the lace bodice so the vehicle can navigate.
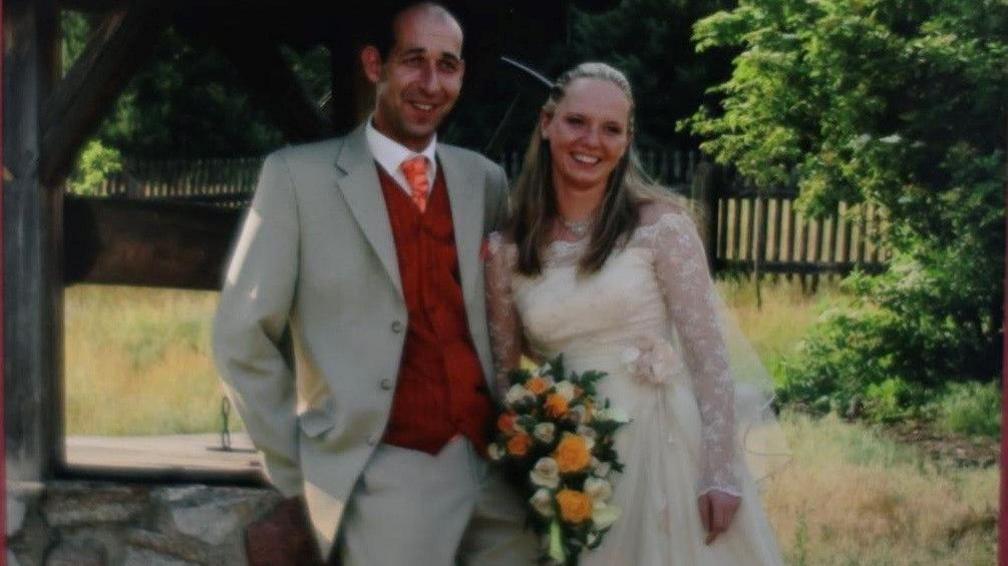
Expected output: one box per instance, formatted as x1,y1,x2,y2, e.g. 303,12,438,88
485,203,739,496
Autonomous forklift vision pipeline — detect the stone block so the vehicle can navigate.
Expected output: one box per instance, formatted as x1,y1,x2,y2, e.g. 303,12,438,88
164,486,279,545
123,547,198,566
42,482,146,527
125,529,206,564
44,539,106,566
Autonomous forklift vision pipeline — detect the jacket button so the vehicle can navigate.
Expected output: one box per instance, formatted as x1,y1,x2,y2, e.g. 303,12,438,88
380,378,394,391
391,320,404,333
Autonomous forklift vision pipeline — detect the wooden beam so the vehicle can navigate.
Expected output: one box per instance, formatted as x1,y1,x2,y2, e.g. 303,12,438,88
998,109,1007,566
0,0,8,553
213,37,331,143
325,35,373,136
64,198,241,290
3,0,62,482
39,0,167,187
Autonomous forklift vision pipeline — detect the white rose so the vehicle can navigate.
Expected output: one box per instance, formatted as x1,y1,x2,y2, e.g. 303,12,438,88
584,477,613,502
487,443,505,462
533,422,556,444
530,457,560,489
592,459,612,477
595,407,631,424
577,425,598,440
529,488,555,518
567,405,587,426
553,381,577,401
592,503,621,529
505,384,535,406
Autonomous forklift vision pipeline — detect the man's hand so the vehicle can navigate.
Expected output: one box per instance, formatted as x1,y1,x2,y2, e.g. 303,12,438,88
697,490,741,545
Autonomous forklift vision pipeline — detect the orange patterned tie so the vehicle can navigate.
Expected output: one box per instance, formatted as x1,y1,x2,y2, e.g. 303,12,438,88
400,155,431,213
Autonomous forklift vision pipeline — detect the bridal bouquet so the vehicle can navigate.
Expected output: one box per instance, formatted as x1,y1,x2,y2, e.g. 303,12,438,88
487,355,630,565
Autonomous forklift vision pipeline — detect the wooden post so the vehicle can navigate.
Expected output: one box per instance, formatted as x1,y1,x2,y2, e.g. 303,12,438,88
3,0,61,482
998,111,1007,566
753,195,766,309
691,160,719,272
1,0,7,559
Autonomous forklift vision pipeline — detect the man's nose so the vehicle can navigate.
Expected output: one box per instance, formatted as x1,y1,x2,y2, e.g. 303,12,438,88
418,63,439,93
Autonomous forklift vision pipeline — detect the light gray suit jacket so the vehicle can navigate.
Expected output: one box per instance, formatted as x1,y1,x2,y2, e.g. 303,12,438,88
212,124,509,558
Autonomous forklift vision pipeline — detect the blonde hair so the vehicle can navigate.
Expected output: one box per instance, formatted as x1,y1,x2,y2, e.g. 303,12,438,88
510,62,667,275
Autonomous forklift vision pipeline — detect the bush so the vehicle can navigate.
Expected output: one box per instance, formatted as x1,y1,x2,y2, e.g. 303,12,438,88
686,0,1008,412
67,139,122,196
935,382,1001,438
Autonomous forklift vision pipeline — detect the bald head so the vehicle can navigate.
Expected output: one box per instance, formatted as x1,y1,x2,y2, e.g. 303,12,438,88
368,2,464,60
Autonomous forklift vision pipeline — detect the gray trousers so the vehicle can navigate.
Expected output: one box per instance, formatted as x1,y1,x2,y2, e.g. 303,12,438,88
336,437,538,566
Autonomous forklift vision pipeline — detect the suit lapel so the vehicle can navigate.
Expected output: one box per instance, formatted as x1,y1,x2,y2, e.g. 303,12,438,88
334,126,403,300
438,145,483,309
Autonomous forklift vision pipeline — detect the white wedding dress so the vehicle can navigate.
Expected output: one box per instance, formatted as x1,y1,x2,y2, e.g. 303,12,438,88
485,202,784,566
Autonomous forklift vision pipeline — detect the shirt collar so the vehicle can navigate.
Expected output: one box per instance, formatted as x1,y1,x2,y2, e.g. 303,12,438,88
365,116,438,185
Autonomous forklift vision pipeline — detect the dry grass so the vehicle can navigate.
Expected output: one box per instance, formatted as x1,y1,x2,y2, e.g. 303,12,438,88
718,275,849,380
765,413,997,565
63,282,999,564
64,284,235,436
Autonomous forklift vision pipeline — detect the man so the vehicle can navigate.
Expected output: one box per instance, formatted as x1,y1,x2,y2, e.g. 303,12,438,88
213,3,535,564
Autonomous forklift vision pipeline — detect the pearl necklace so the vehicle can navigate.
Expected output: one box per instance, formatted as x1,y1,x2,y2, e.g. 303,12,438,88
561,216,593,238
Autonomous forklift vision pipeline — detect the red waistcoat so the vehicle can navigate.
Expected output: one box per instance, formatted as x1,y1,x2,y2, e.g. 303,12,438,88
376,164,494,456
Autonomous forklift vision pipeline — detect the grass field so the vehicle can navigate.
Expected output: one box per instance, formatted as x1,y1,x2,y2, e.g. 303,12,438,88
765,413,996,565
63,279,998,564
64,284,228,436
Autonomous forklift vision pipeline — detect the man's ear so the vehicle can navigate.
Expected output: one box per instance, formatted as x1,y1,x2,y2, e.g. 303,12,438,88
361,46,383,84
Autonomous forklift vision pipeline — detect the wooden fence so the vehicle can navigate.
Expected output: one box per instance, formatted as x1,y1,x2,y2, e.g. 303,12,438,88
86,151,889,281
92,157,261,208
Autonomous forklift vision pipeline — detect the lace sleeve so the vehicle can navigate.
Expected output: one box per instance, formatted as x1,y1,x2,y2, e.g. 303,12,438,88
648,206,741,497
484,232,523,399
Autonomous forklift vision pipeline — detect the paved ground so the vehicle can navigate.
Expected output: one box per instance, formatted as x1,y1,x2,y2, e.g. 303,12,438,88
65,433,262,472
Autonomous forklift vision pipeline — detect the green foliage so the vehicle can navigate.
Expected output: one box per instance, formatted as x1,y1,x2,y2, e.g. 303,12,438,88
66,139,123,196
61,11,284,159
935,381,1001,438
562,0,736,148
686,0,1008,408
863,377,923,424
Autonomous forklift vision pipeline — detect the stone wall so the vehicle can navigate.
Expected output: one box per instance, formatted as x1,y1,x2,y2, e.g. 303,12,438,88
7,481,283,565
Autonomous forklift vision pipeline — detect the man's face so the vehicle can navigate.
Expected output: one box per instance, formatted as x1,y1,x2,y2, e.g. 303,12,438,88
363,8,465,151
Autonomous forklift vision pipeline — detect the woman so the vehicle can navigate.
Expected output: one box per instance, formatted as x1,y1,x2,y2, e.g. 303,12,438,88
484,62,784,565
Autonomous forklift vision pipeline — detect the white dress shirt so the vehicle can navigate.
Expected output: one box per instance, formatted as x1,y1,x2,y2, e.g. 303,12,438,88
365,117,438,196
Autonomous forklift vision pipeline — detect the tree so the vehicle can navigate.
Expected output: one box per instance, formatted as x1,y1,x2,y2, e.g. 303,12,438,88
61,11,284,159
564,0,736,149
684,0,1008,414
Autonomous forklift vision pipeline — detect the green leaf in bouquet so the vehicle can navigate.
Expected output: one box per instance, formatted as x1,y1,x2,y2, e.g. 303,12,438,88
548,519,565,563
508,367,533,386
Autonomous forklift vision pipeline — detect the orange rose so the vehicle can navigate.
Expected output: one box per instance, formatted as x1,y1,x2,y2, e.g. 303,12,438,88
544,393,569,418
555,489,593,523
497,412,517,435
526,376,550,396
554,434,591,473
507,433,532,457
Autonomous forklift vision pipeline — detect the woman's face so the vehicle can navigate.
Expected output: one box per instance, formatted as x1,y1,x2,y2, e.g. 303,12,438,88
541,77,632,195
